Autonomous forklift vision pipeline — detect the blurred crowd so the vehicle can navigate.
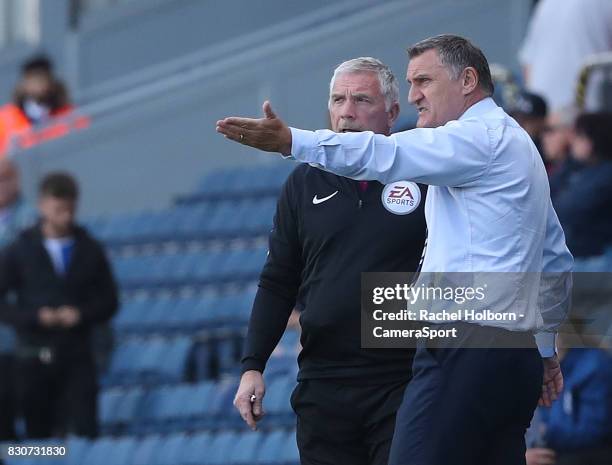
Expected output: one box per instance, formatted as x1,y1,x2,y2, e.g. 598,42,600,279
506,94,612,260
515,1,612,464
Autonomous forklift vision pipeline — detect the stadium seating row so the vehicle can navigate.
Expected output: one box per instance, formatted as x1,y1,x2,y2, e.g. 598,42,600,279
183,164,295,201
99,376,295,434
111,247,268,289
113,290,256,334
87,198,277,245
103,330,299,386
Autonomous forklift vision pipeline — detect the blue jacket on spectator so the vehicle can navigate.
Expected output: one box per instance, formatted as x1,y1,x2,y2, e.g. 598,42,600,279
553,161,612,258
540,348,612,452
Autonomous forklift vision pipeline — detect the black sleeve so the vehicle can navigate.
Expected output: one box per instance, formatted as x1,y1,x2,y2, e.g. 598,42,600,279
78,241,119,326
0,241,39,329
241,171,303,373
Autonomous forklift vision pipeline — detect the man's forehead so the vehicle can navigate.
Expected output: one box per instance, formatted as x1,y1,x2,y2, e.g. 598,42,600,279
406,50,443,78
332,71,381,93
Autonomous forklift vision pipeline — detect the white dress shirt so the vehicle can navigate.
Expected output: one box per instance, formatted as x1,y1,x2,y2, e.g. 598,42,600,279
287,97,573,356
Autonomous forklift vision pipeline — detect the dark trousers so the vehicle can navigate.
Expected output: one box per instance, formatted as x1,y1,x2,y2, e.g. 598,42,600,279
291,377,410,465
389,325,543,465
556,445,612,465
0,354,17,440
16,354,98,438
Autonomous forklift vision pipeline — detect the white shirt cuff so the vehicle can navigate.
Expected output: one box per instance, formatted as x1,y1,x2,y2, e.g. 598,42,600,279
535,332,557,358
287,127,319,161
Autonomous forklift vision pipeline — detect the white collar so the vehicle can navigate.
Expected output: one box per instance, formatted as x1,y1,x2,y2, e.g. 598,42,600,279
459,97,499,121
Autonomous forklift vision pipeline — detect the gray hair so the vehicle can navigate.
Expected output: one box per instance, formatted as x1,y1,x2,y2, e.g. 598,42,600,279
408,34,494,96
329,57,399,111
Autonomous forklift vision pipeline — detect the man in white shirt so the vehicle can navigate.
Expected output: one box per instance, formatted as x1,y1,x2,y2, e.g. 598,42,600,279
216,34,573,465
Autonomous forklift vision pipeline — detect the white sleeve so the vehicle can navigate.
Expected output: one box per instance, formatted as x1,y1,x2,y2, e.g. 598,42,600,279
535,200,574,357
289,120,493,187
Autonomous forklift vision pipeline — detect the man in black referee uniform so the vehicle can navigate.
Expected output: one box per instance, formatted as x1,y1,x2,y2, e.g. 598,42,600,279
234,57,427,465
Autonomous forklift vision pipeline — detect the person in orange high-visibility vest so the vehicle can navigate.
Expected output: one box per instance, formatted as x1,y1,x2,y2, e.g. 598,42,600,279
0,55,76,157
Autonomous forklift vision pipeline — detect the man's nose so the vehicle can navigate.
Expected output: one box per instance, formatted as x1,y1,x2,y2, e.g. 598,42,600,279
340,100,356,118
408,85,422,105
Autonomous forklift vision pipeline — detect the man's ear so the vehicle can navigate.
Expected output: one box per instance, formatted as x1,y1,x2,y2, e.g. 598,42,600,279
461,67,479,95
388,102,400,128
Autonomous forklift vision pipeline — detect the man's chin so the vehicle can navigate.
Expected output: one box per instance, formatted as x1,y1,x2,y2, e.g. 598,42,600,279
416,117,435,129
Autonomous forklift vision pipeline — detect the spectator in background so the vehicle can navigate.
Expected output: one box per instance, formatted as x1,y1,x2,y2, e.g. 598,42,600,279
543,107,580,197
0,55,73,156
518,0,612,112
0,158,37,440
0,159,38,247
553,112,612,258
506,90,548,156
0,173,118,438
526,334,612,465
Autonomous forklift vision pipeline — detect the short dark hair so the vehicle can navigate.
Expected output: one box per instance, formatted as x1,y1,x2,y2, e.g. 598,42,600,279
22,54,54,76
407,34,494,96
574,112,612,160
39,172,79,200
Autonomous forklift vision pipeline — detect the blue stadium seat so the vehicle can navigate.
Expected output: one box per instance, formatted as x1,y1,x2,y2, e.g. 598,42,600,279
228,431,263,464
280,431,300,465
149,432,189,465
131,435,164,465
100,387,146,433
105,337,191,386
113,297,151,333
264,377,295,427
200,379,237,428
185,295,218,328
134,386,171,434
202,431,238,465
140,298,174,333
161,385,191,430
108,437,138,465
190,339,216,380
105,338,143,385
255,430,286,465
184,381,216,429
182,431,213,465
65,436,92,465
158,337,192,382
215,292,253,327
80,437,115,465
166,296,200,331
214,335,241,377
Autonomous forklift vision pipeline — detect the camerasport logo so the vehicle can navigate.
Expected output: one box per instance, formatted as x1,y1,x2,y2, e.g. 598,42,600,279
381,181,421,215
